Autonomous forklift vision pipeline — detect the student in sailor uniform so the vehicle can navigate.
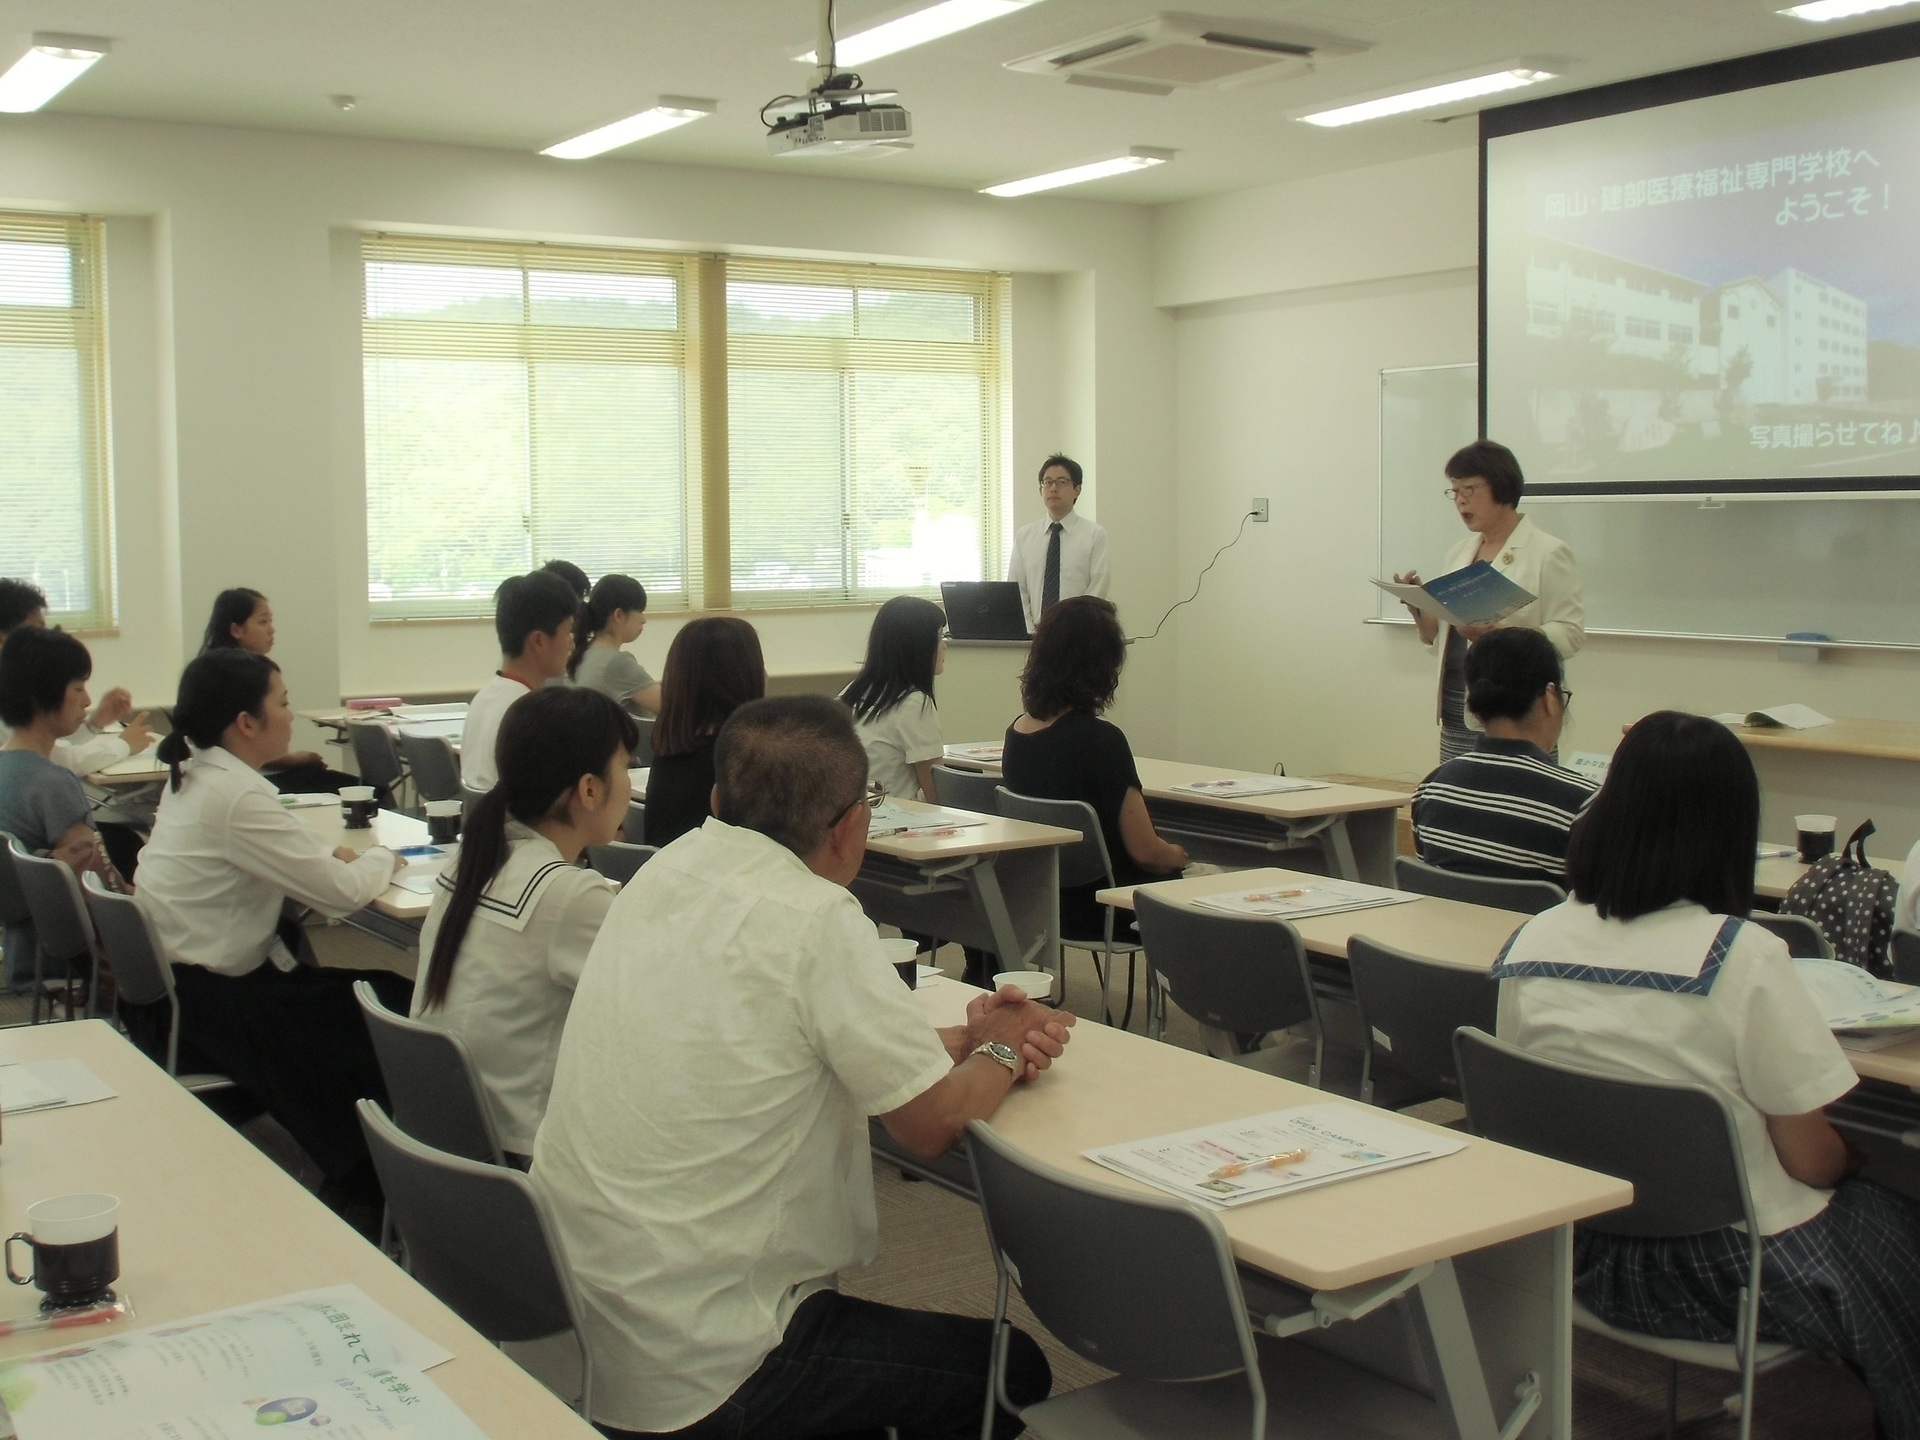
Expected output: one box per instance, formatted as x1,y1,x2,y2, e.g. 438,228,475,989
413,686,637,1165
1494,710,1920,1440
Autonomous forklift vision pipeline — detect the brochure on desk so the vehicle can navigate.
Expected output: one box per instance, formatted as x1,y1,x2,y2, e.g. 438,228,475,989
1792,958,1920,1035
868,801,989,838
1711,704,1833,731
0,1285,486,1440
1087,1104,1465,1210
1372,561,1535,629
1191,879,1420,923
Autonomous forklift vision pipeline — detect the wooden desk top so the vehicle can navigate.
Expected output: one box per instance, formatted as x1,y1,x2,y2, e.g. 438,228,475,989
88,750,170,787
1850,1036,1920,1089
912,982,1628,1290
865,798,1080,861
1754,847,1903,899
941,751,1410,820
1096,867,1521,970
297,806,434,921
1719,717,1920,763
0,1022,595,1436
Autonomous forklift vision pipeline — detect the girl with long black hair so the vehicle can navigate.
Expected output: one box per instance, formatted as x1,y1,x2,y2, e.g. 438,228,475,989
569,573,661,716
840,596,946,803
412,687,636,1163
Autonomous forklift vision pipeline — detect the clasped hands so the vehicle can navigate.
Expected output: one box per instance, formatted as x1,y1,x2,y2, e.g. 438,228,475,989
943,985,1076,1081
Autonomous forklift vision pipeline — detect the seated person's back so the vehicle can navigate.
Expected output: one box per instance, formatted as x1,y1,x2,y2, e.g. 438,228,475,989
1413,626,1593,883
642,615,764,847
412,688,633,1159
534,694,1071,1440
460,570,579,792
1000,596,1185,938
842,596,947,801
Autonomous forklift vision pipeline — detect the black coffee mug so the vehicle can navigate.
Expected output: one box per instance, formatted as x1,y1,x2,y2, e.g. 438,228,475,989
7,1194,120,1308
1795,814,1837,865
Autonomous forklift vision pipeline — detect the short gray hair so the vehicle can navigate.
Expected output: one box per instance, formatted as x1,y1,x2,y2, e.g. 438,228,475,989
714,695,869,855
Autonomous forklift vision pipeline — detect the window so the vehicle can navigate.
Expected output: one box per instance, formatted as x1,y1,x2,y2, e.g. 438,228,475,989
362,236,703,618
1624,316,1662,339
362,239,1008,618
725,260,1006,606
0,212,112,629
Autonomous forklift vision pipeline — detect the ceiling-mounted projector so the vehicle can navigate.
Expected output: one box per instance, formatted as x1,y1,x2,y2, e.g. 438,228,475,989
765,0,912,156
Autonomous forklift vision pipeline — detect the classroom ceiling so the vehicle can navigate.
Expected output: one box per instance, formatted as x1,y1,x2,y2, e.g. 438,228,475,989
0,0,1908,204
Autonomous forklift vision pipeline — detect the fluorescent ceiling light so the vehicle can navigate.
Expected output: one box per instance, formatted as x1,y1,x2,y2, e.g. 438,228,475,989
1298,66,1556,128
982,147,1173,198
0,34,110,114
1779,0,1919,20
542,97,716,159
799,0,1040,66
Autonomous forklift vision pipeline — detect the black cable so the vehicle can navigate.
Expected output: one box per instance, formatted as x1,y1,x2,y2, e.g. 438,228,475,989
1128,510,1257,644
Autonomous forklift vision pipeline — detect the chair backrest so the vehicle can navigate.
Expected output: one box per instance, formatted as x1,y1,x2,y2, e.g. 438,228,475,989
1892,928,1920,986
931,764,1001,814
461,784,491,817
80,873,172,1009
1132,892,1317,1037
1346,936,1498,1101
994,787,1112,889
629,715,655,766
356,1100,590,1362
6,838,94,964
1394,855,1566,916
395,732,463,803
620,800,646,845
1454,1028,1753,1238
1749,909,1834,960
348,723,405,791
587,842,656,885
966,1120,1263,1386
352,980,504,1165
0,833,30,928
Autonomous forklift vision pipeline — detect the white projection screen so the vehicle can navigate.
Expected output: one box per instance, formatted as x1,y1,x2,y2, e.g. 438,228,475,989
1483,24,1920,494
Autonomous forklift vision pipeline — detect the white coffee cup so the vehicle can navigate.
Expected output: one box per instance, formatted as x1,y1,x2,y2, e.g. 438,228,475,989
993,970,1055,1001
878,938,921,965
24,1193,116,1245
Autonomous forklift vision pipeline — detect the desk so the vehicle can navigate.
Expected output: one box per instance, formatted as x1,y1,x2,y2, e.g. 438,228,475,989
1708,716,1920,859
910,980,1628,1438
87,749,171,788
0,1021,596,1436
942,752,1410,886
295,805,434,947
853,801,1078,976
1755,846,1901,901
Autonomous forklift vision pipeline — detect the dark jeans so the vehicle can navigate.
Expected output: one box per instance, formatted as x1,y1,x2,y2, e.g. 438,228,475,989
597,1291,1051,1440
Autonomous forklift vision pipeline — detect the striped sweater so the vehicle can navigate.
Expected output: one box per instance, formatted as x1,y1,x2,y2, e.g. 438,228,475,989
1412,736,1598,883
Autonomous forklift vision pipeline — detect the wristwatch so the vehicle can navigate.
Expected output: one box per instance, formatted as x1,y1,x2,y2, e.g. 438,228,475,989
972,1041,1020,1075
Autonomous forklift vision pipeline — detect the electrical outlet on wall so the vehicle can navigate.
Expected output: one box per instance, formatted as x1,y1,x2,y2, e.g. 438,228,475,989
1251,497,1270,523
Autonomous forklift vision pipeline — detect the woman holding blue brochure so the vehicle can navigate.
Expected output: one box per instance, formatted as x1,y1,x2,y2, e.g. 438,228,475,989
1393,439,1585,762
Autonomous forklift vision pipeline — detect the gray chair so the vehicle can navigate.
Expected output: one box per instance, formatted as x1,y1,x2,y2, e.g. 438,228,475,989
1132,891,1323,1083
348,722,408,806
630,715,655,767
1454,1028,1803,1440
1346,936,1498,1108
587,842,656,885
395,732,463,804
80,873,234,1094
356,1100,593,1416
1394,855,1566,916
7,837,96,1023
0,835,33,1019
461,783,491,817
352,979,503,1165
1749,910,1833,960
994,786,1145,1027
619,800,647,845
1892,928,1920,986
931,763,1001,814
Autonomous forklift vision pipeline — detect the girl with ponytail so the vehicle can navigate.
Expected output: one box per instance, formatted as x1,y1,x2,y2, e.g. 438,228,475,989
569,573,660,716
136,648,415,1231
412,686,637,1162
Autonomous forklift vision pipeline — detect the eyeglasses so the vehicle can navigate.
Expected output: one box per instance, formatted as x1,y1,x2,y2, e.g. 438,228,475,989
1039,478,1076,490
832,783,888,829
1554,684,1573,708
1442,481,1488,501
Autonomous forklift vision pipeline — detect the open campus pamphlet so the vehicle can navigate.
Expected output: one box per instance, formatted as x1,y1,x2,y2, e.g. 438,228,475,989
0,1286,486,1440
1170,776,1330,799
941,743,1002,765
1792,959,1920,1050
1372,561,1536,629
1192,879,1420,924
1712,704,1833,731
867,801,989,838
1087,1103,1465,1210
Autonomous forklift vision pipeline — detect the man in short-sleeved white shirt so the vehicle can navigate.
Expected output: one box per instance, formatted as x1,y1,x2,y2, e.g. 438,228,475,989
460,570,577,792
533,695,1072,1440
1007,453,1109,633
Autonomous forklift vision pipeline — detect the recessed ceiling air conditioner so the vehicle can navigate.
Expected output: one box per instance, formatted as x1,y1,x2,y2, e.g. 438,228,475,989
1006,13,1367,96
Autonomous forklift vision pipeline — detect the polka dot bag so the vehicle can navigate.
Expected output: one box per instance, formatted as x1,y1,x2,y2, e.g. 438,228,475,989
1780,819,1897,977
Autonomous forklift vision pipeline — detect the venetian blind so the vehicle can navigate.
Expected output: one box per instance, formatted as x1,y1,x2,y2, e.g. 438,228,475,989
724,258,1006,606
362,236,702,618
0,212,112,630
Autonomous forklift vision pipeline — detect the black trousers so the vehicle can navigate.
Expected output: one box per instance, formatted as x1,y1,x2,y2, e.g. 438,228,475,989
167,959,412,1199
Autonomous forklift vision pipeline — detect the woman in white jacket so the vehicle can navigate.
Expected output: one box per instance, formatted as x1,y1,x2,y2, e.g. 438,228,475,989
1395,439,1584,762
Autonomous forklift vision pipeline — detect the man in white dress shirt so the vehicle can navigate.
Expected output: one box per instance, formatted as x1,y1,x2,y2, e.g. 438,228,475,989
1006,453,1109,632
534,694,1072,1440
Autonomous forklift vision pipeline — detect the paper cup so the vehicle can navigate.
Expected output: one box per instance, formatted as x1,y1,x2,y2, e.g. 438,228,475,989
26,1194,117,1245
994,970,1055,1001
1795,814,1837,864
880,937,920,988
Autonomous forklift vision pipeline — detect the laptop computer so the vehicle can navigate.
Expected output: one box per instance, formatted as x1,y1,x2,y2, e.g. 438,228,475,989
940,581,1030,641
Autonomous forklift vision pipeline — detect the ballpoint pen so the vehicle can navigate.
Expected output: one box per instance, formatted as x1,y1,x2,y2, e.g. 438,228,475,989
1207,1148,1309,1181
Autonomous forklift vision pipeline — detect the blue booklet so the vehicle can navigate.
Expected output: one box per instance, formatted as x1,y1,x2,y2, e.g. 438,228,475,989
1373,561,1535,627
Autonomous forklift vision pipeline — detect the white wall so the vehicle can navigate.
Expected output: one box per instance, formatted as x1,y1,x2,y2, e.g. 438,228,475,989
0,112,1176,751
1156,148,1920,849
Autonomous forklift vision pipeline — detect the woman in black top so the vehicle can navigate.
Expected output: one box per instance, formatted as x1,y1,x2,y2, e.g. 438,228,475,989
1001,596,1187,942
643,617,765,847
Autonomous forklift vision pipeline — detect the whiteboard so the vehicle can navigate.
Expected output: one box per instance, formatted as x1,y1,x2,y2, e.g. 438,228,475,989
1378,364,1920,649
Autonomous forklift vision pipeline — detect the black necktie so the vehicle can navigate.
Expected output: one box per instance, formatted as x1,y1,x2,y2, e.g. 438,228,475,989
1042,521,1063,615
